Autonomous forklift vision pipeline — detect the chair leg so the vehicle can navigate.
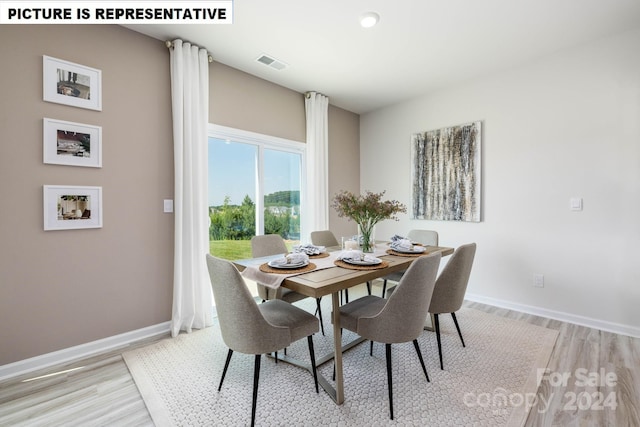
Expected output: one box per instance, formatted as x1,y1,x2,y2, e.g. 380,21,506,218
434,313,444,370
451,312,465,347
274,351,278,363
366,281,371,295
218,349,233,391
385,343,394,420
307,335,319,393
382,279,387,298
344,288,349,303
412,339,430,382
251,354,261,427
370,340,374,356
316,298,325,335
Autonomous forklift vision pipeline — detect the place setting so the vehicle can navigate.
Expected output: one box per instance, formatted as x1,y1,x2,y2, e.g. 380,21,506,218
386,235,430,257
334,249,389,270
259,252,317,274
291,243,330,258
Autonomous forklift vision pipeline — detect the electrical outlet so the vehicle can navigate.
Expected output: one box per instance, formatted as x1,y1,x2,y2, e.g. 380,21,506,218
163,199,174,213
533,274,544,288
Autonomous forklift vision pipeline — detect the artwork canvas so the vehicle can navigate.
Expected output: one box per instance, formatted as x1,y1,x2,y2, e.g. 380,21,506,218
411,121,481,222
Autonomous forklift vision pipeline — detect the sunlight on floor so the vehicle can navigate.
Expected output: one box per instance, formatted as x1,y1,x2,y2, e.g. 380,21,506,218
22,366,85,382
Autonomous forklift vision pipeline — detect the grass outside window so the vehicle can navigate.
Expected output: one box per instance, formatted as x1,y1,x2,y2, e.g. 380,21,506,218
209,239,298,261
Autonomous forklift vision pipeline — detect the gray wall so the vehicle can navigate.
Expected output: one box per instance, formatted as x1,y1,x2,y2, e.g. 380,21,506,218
0,25,360,366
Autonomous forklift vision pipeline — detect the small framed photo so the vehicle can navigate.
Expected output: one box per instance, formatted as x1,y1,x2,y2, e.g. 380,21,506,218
43,118,102,168
43,185,103,231
43,55,102,111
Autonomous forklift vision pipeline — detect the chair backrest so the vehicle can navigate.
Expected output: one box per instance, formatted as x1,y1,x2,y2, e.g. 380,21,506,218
251,234,288,258
205,254,290,354
310,230,339,247
407,229,439,246
429,243,477,314
357,253,441,344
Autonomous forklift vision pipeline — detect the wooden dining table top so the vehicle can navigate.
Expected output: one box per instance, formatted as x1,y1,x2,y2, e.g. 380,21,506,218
235,245,454,299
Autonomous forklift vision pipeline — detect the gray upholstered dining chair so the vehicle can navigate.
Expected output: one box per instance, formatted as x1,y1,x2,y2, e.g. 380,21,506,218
337,252,441,420
206,254,319,427
381,229,439,297
251,234,325,334
309,229,370,302
429,242,476,370
309,230,339,247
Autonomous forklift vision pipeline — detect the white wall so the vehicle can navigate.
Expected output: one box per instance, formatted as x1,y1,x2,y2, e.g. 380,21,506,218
360,28,640,336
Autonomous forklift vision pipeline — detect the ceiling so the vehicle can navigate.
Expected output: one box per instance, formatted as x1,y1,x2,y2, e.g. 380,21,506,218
125,0,640,114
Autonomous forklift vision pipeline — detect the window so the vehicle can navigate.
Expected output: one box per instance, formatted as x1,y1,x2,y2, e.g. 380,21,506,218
208,125,305,260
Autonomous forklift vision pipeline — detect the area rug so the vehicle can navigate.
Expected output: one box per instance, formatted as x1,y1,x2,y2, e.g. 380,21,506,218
123,304,558,426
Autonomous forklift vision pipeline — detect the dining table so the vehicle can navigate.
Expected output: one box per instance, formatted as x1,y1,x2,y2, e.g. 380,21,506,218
233,242,454,405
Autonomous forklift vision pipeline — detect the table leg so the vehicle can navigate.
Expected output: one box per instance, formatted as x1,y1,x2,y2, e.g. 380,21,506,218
331,291,344,404
266,290,363,404
423,313,436,331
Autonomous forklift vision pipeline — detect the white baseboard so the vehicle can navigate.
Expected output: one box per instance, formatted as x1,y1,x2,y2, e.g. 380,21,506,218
0,321,171,382
465,293,640,339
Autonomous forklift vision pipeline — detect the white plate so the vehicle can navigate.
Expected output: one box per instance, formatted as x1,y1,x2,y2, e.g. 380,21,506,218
342,257,381,266
268,260,308,269
391,246,427,254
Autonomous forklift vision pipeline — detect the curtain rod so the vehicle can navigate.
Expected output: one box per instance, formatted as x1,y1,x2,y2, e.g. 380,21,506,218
166,40,213,63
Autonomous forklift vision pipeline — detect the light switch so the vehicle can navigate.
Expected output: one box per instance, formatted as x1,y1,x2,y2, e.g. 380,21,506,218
570,197,582,211
163,199,174,213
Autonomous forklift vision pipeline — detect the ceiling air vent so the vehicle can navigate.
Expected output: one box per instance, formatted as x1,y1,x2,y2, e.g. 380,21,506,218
256,54,288,71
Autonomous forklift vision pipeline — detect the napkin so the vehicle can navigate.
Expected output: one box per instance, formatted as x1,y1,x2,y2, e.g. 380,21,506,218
270,252,309,266
390,234,407,242
293,244,326,255
390,239,414,251
337,250,379,263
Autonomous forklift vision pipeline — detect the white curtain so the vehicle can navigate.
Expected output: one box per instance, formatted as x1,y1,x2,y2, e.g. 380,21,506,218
169,39,213,337
304,92,330,240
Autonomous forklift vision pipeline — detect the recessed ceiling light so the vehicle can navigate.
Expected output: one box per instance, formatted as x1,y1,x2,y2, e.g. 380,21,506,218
360,12,379,28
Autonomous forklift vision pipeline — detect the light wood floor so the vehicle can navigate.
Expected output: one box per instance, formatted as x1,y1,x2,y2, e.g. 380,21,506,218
1,281,638,426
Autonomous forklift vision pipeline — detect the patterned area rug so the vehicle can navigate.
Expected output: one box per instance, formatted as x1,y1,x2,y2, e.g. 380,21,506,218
123,304,558,426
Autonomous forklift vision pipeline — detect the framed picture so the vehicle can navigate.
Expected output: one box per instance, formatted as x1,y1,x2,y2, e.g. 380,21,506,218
43,55,102,111
43,185,103,231
43,118,102,168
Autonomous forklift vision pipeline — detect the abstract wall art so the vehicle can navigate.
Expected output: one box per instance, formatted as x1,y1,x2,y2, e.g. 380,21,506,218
411,121,481,222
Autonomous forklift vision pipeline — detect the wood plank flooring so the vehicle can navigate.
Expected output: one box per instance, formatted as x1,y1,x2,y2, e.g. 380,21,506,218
1,282,638,426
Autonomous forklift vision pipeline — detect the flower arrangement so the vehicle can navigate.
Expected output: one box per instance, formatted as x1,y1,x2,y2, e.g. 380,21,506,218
331,190,407,252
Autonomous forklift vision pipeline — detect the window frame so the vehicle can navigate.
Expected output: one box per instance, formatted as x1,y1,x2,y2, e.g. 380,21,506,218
208,124,307,238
